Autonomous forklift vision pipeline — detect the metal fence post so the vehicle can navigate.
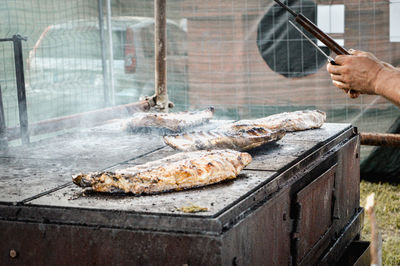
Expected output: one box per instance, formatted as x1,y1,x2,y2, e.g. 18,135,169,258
106,0,115,105
0,85,8,150
98,0,110,106
12,34,30,144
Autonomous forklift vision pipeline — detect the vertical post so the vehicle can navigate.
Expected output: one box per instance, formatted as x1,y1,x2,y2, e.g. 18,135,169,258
98,0,110,106
106,0,115,105
0,85,8,150
155,0,169,112
13,34,30,144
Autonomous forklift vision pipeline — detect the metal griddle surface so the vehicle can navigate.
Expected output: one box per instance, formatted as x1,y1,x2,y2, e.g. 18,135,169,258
0,120,230,203
28,169,275,216
0,120,167,203
0,120,352,233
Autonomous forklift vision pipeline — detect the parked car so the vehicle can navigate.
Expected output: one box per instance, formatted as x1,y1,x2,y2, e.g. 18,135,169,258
27,16,188,109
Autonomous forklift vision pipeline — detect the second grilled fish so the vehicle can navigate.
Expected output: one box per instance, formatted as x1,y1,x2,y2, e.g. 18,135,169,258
163,110,325,152
164,127,286,152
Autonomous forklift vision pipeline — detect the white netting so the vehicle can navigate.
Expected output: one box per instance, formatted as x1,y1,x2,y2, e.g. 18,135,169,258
0,0,399,157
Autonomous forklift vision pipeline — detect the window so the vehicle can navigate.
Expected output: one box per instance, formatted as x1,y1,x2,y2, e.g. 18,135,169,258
317,5,345,47
257,0,328,78
390,0,400,42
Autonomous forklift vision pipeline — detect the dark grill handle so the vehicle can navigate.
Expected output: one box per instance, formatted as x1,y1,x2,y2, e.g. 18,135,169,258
295,14,349,56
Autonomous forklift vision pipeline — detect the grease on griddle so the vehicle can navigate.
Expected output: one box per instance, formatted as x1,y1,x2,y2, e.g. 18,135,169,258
178,205,209,213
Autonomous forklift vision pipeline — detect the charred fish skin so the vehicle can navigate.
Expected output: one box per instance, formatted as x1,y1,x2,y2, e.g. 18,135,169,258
73,172,99,187
163,127,286,152
72,150,252,195
228,110,326,132
123,107,215,134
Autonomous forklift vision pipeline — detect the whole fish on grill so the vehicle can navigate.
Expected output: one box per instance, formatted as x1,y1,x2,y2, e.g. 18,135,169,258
164,127,286,152
72,149,252,194
225,110,326,132
122,107,214,134
163,110,325,152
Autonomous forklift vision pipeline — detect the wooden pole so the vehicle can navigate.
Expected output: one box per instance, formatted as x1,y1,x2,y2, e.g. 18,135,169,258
365,193,382,266
360,132,400,147
154,0,169,112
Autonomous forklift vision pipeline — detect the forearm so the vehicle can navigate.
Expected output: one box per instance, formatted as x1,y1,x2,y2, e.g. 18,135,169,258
375,65,400,107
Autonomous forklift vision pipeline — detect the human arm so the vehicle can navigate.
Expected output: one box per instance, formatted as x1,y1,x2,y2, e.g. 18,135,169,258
326,50,400,107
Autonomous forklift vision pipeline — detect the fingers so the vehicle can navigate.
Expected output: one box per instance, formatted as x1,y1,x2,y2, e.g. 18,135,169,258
332,80,357,97
348,48,361,55
330,73,345,83
326,63,343,75
333,55,349,65
329,48,363,99
332,80,347,90
349,90,361,98
332,80,361,98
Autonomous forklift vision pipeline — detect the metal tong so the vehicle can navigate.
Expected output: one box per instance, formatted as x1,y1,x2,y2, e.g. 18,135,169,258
274,0,360,98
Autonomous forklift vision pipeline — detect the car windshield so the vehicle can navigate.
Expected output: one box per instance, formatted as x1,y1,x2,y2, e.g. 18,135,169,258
33,27,126,60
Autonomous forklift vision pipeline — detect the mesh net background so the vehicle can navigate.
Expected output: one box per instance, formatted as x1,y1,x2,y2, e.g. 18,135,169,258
1,0,399,158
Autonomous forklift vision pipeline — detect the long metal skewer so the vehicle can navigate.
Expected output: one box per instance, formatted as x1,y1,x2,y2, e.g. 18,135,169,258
288,21,335,64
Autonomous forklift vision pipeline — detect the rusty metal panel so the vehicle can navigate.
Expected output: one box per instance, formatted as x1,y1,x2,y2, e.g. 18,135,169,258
290,134,361,266
221,189,292,266
319,208,365,265
294,164,336,264
336,240,371,266
0,220,222,266
335,135,361,228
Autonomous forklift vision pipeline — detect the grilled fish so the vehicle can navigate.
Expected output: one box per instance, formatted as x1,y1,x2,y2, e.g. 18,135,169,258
164,127,286,152
72,149,252,194
163,110,325,152
225,110,326,132
123,107,214,133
